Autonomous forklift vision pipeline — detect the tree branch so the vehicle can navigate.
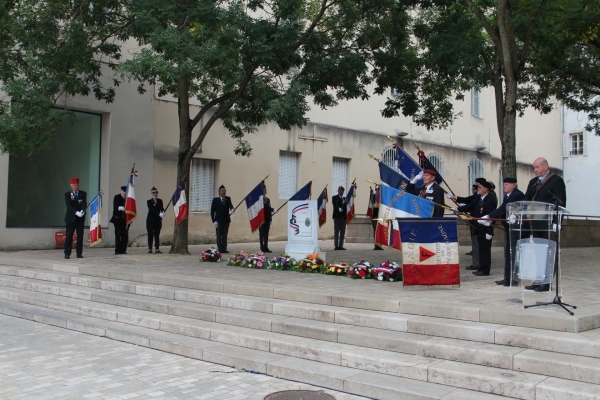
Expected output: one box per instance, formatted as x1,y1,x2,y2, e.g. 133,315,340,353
189,91,236,130
519,0,549,70
463,0,501,49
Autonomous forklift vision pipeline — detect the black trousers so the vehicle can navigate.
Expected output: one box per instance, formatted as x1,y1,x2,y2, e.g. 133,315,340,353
334,217,346,247
147,220,162,250
65,218,84,256
216,222,230,252
114,222,129,254
477,230,493,275
259,222,270,251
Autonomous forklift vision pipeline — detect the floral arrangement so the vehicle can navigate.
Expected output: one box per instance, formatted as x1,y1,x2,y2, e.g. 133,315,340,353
247,252,268,269
295,252,325,273
269,255,292,270
372,261,403,282
201,248,222,262
347,260,373,279
227,251,249,266
325,261,349,276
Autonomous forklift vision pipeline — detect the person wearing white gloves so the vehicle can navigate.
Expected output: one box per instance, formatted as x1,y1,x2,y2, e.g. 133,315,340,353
64,177,87,259
332,186,347,250
211,185,234,253
457,179,497,276
405,169,445,217
110,186,129,255
146,187,165,254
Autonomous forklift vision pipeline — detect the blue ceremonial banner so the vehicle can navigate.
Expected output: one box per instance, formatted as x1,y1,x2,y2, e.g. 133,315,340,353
379,162,410,190
418,151,443,184
395,144,423,186
289,181,312,201
378,185,435,219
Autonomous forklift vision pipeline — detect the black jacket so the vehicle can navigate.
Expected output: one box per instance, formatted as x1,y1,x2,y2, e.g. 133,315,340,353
489,189,525,227
332,195,347,219
110,194,126,225
64,191,87,223
211,196,233,224
458,191,498,235
406,182,446,217
524,173,567,207
263,196,274,223
147,198,165,223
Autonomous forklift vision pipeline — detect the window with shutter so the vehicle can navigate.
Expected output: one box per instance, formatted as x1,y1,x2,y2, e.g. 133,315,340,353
278,151,298,199
471,88,481,118
468,159,484,190
332,157,349,191
381,145,396,170
190,159,215,212
428,152,444,176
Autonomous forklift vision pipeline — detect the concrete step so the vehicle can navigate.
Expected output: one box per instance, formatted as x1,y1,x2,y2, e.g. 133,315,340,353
4,298,594,400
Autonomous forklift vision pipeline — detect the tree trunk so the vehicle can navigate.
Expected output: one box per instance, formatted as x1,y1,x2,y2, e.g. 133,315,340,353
170,78,192,255
501,78,518,178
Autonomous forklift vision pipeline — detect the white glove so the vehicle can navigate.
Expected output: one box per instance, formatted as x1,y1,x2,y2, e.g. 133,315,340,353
213,221,219,228
118,206,125,211
230,209,235,215
445,193,453,199
508,214,517,224
410,170,424,184
75,211,83,217
338,208,343,212
552,223,557,232
478,219,491,226
450,207,457,212
159,212,165,218
80,210,85,216
485,234,493,240
272,210,277,215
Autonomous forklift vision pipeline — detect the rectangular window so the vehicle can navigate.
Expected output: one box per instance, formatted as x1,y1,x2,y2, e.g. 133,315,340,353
7,110,101,228
570,133,584,156
471,88,481,118
278,151,298,199
190,159,215,212
332,157,349,192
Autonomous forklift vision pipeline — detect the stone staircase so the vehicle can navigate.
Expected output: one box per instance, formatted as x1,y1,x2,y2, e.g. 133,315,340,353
1,257,600,399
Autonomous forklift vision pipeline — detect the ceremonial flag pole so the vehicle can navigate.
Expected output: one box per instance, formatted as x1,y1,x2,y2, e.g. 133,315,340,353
233,175,269,213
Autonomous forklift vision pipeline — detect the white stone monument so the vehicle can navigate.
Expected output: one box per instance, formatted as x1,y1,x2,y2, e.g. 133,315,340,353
284,200,325,261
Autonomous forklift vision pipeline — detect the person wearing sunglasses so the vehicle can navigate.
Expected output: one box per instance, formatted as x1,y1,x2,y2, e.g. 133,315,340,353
146,187,165,253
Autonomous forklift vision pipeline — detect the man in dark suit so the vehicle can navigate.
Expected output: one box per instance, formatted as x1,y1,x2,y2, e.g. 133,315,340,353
523,157,567,292
457,179,497,276
211,185,234,253
146,186,165,254
259,185,276,253
456,184,479,256
406,169,446,217
370,187,383,250
482,177,524,286
64,177,87,259
110,186,128,255
332,186,347,250
451,179,487,271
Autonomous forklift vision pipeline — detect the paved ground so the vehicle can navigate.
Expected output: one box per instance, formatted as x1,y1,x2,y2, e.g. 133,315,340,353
0,315,366,400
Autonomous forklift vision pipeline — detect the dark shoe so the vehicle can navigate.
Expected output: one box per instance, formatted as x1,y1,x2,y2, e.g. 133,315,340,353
148,250,153,253
496,280,507,285
64,255,70,259
524,284,539,290
473,271,489,276
465,265,478,270
334,247,340,250
374,246,384,250
76,255,83,258
155,250,162,254
534,284,550,292
466,251,473,256
222,250,229,254
339,247,346,250
504,280,519,287
264,249,272,253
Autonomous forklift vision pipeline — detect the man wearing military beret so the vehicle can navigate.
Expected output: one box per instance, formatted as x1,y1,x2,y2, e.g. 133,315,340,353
64,177,87,259
406,169,446,217
146,187,165,254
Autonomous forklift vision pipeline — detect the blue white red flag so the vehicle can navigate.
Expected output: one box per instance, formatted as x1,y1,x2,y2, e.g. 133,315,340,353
367,187,375,218
171,180,189,227
417,150,443,184
125,167,138,228
374,219,401,251
379,162,410,190
289,181,312,201
399,218,460,286
394,144,423,186
378,185,435,219
89,193,103,247
245,181,265,233
317,187,328,227
346,180,357,224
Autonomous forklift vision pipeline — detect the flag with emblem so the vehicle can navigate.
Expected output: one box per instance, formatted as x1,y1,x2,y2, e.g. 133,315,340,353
125,167,138,228
89,193,103,247
245,181,265,232
399,218,460,286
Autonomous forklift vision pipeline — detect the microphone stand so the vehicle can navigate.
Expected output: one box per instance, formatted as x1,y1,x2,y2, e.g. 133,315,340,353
524,182,576,315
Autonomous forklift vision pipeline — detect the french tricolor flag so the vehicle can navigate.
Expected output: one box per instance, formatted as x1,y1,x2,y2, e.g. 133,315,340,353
374,219,401,251
89,193,103,247
346,180,357,224
317,187,328,227
245,181,265,233
125,168,138,228
171,180,189,227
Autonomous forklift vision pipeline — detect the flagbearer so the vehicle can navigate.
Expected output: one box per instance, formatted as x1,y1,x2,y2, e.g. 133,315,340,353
332,186,347,250
259,184,276,253
110,186,129,255
406,169,446,217
146,187,165,254
64,177,87,259
211,185,234,253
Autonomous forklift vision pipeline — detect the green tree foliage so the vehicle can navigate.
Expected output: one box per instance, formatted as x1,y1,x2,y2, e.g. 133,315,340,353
117,0,417,254
0,0,132,155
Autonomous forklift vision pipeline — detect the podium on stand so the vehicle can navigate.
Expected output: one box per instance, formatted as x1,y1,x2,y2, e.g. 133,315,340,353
506,201,568,306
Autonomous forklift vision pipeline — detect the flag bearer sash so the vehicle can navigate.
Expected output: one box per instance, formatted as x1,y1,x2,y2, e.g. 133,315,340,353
399,218,460,286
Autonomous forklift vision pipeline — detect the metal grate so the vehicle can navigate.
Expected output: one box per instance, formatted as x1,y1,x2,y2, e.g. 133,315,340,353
264,390,335,400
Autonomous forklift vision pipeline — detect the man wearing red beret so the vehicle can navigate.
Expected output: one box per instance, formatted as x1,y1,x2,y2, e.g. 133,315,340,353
64,178,87,259
406,169,446,217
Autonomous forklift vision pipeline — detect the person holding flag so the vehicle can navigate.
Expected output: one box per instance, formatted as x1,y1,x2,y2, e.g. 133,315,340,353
146,187,165,254
110,186,129,255
259,184,276,252
317,187,328,228
64,177,87,259
211,185,234,253
368,186,383,250
332,186,347,250
89,192,103,248
406,169,446,217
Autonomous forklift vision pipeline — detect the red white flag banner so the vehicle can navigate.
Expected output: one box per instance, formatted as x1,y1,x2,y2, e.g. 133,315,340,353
317,187,328,227
346,180,357,224
171,180,189,227
245,181,265,233
125,168,138,228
